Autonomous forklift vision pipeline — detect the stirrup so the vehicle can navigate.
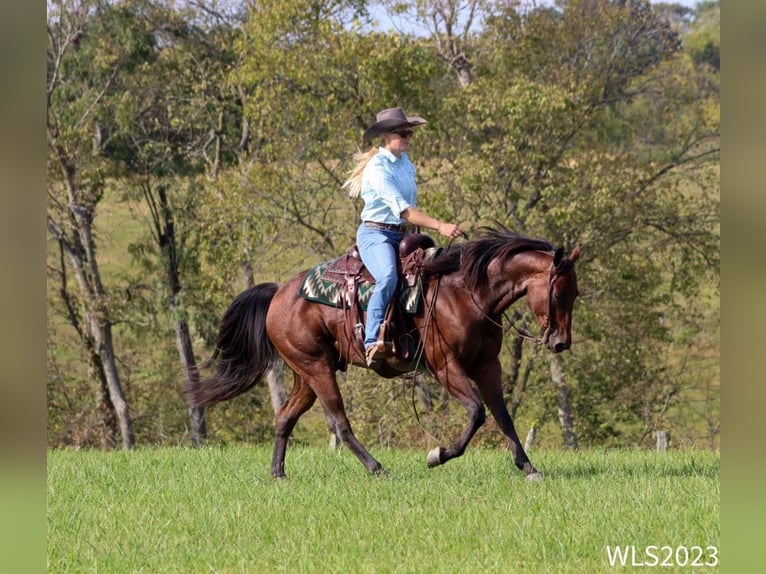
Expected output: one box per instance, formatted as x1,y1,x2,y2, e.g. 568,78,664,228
365,343,386,367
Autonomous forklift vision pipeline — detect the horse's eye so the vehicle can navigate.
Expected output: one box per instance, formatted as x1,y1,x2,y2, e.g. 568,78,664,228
553,292,567,304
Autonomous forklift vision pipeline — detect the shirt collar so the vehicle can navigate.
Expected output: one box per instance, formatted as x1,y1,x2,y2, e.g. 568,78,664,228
378,146,405,163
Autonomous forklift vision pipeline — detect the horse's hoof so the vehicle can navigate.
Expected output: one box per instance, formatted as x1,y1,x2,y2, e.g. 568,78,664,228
525,471,544,481
427,447,443,467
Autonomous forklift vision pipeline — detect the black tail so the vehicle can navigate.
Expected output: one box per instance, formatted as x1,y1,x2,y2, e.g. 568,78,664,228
187,283,279,407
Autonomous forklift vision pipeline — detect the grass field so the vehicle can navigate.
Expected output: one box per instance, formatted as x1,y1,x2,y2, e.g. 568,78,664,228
47,446,719,573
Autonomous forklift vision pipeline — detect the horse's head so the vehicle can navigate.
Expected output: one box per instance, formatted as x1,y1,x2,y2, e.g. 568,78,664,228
527,245,581,352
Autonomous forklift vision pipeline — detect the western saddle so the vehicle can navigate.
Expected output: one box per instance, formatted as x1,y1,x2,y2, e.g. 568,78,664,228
322,233,436,371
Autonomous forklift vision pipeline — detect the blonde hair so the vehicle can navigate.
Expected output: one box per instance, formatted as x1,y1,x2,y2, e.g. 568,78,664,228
342,147,379,198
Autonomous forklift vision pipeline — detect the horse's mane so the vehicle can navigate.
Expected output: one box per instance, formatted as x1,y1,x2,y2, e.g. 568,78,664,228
421,226,556,289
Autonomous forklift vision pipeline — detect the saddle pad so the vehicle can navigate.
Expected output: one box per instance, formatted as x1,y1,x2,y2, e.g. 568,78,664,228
298,248,440,314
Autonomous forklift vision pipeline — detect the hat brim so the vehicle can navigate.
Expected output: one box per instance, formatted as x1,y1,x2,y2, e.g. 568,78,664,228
363,116,426,141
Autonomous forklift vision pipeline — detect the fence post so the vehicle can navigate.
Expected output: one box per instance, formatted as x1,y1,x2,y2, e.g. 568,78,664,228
524,425,537,451
655,430,669,451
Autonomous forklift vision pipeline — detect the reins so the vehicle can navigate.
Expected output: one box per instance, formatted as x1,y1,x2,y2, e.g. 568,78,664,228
403,235,455,444
507,310,546,344
464,255,559,348
408,233,461,372
467,291,549,345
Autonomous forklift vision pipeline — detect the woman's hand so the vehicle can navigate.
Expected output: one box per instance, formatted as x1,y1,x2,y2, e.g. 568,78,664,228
400,208,463,239
438,221,463,239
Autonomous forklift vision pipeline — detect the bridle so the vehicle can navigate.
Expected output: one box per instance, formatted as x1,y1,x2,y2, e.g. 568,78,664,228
501,262,558,346
425,243,571,350
472,255,564,347
539,261,560,346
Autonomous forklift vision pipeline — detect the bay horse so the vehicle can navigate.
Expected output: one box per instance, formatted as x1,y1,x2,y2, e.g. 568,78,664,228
188,227,581,480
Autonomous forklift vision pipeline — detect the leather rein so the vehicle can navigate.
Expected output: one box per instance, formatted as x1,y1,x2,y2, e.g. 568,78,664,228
468,255,561,347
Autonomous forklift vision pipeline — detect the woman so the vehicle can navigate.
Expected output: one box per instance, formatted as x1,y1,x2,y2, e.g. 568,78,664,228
343,107,463,367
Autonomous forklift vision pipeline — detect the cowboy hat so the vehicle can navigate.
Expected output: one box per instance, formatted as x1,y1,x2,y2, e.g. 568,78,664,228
363,107,427,140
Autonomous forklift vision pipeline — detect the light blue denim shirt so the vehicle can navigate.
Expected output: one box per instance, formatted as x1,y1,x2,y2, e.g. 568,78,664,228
359,147,417,225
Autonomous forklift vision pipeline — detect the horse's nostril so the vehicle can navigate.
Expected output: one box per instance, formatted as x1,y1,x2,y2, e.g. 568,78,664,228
554,341,570,353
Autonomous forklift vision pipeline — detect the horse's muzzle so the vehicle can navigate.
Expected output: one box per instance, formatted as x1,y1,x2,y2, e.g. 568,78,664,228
550,340,571,353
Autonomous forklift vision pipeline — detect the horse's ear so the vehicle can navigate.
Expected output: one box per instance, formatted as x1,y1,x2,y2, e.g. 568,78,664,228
569,245,581,263
553,246,565,266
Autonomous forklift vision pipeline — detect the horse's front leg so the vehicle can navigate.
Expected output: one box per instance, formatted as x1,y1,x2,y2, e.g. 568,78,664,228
471,358,542,480
426,366,486,468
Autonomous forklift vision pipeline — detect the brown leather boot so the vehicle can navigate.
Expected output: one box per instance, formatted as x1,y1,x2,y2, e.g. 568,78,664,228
365,342,387,367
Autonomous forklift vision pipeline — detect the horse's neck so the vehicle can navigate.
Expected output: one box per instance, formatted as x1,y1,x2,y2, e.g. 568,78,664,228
481,252,550,315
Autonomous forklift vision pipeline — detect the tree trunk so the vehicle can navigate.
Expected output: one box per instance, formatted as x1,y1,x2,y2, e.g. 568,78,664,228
241,258,255,290
425,0,477,87
90,315,134,449
265,360,286,414
524,425,537,451
173,318,206,445
328,369,343,450
549,354,578,450
53,241,120,447
153,183,207,445
92,349,119,448
504,333,525,417
414,374,434,412
453,55,473,87
47,174,135,448
47,251,134,449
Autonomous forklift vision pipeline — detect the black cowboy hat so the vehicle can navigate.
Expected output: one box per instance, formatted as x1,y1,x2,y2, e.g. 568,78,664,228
363,107,427,141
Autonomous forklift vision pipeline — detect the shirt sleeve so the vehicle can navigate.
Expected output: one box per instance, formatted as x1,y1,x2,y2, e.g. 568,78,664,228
366,163,412,216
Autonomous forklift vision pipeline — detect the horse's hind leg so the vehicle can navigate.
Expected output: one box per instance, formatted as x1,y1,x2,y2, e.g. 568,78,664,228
286,359,384,475
277,357,384,476
271,373,317,478
472,359,542,480
315,374,386,476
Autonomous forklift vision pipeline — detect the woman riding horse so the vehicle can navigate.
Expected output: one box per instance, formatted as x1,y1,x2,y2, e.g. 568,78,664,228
188,226,581,481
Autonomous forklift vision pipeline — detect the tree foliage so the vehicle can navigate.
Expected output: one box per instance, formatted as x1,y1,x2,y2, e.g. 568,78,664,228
47,0,719,450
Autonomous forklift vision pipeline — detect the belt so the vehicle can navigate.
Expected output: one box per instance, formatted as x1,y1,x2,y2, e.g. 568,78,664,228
364,221,407,233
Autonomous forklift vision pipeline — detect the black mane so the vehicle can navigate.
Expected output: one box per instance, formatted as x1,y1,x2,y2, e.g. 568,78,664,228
421,226,555,289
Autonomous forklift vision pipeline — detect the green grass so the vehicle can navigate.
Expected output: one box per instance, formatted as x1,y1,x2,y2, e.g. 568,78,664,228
47,447,719,573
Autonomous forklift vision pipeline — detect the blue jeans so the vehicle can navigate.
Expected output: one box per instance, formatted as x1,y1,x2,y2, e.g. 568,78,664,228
356,224,403,348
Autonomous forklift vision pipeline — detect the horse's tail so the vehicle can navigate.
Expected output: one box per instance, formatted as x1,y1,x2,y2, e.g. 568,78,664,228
187,282,280,407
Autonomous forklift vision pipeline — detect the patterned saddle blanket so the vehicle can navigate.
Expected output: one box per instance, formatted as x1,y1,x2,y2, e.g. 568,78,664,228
298,247,439,314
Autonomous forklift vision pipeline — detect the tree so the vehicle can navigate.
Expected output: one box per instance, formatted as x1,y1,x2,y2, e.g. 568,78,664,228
113,2,208,445
46,0,718,449
384,0,490,86
97,0,264,444
47,0,144,448
410,0,719,445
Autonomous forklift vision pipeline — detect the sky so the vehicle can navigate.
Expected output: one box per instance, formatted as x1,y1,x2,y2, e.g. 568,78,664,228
369,0,705,33
650,0,703,6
